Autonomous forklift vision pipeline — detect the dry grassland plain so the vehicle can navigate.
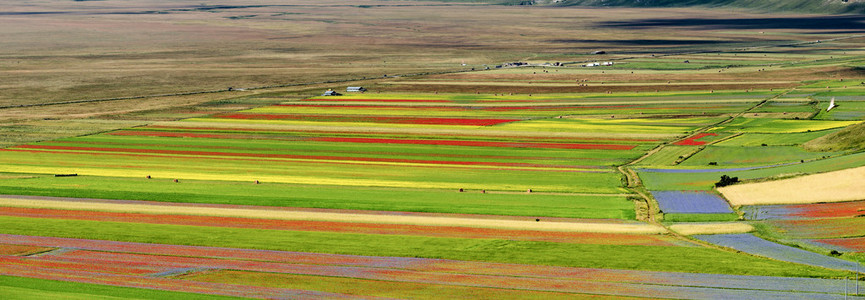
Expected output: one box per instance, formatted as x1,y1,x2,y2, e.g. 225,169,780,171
2,1,862,109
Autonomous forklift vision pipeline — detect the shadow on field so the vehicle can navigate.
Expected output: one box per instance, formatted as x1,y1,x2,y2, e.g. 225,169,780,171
600,15,865,31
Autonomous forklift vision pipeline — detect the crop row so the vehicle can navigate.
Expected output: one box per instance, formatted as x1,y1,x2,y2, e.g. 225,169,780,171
769,218,865,239
639,151,865,191
0,177,635,219
0,215,846,277
743,201,865,220
812,237,865,253
694,234,865,273
0,206,669,246
0,148,626,193
216,113,522,126
0,234,856,299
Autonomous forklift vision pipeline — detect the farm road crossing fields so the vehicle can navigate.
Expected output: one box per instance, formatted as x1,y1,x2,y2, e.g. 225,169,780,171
0,196,666,234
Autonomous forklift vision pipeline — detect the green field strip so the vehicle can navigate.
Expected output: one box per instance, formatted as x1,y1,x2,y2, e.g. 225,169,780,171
0,176,634,218
9,143,614,172
710,118,862,133
32,138,638,168
635,146,702,167
678,146,846,168
716,131,836,146
0,152,627,193
0,216,846,278
813,101,865,121
639,151,865,191
0,275,238,300
768,218,865,240
495,119,697,135
801,80,865,89
753,102,818,113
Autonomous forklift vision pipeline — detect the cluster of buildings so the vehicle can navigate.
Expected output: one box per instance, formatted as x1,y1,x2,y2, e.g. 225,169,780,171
583,62,614,67
494,62,529,68
322,86,366,96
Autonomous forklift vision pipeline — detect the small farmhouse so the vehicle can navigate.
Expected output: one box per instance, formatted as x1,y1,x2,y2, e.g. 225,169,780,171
322,89,342,96
346,87,367,92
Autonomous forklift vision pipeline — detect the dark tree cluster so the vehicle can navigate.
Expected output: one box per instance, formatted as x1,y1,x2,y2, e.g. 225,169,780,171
715,175,739,188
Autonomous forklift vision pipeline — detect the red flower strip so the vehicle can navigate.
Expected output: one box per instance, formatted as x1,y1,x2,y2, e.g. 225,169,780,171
673,133,718,146
815,237,865,252
786,201,865,218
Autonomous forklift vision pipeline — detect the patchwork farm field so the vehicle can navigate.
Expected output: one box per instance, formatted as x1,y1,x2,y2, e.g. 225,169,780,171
742,200,865,267
5,1,865,298
2,86,864,296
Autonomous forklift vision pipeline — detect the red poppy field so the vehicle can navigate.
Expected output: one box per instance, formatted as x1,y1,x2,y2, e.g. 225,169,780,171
673,133,719,146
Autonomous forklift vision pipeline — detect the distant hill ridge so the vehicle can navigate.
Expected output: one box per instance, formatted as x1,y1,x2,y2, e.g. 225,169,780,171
488,0,865,14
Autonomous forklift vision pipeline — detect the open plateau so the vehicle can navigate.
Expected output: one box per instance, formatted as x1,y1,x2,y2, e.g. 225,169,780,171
2,0,865,299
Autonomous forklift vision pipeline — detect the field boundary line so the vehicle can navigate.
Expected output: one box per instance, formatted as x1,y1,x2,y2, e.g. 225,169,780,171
0,197,666,234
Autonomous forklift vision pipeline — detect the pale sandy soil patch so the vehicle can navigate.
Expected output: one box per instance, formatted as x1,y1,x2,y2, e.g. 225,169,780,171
0,197,666,234
719,165,865,206
669,223,754,236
